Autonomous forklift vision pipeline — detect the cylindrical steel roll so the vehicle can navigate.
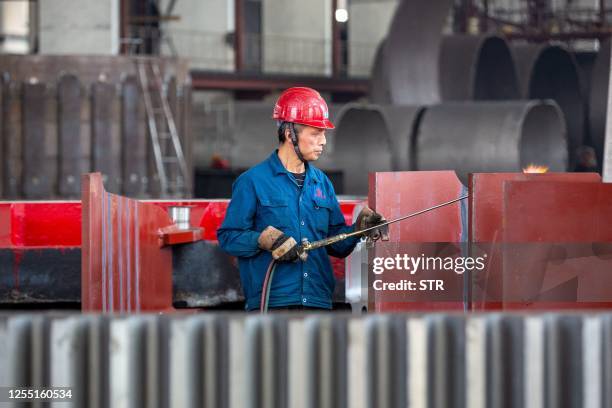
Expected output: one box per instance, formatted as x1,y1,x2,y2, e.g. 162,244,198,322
214,103,423,196
333,104,424,195
378,3,519,106
121,75,148,196
384,0,453,105
2,78,23,198
333,104,393,195
58,73,90,198
415,101,568,183
22,81,57,199
574,51,597,107
369,39,390,103
92,80,122,193
0,55,192,199
513,44,584,170
440,35,520,101
589,40,609,171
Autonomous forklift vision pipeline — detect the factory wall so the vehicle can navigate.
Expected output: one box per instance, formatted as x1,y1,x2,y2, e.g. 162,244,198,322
160,0,334,75
262,0,332,75
160,0,234,71
39,0,120,55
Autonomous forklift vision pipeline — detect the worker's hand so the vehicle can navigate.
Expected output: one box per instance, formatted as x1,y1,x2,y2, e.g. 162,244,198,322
355,207,390,241
258,226,308,262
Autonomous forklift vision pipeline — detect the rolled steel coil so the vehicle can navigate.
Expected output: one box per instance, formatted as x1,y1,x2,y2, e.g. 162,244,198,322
369,39,390,103
513,44,584,170
383,0,453,105
415,101,568,183
333,104,424,195
440,34,520,101
589,40,610,171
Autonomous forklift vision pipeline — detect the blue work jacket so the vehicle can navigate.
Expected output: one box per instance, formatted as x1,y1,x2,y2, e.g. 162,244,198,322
217,150,360,310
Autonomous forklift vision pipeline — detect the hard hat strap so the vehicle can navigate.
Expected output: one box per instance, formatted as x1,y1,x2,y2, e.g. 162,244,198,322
289,122,305,162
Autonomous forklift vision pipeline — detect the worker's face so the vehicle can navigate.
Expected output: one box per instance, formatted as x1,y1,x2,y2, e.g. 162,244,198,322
292,125,327,161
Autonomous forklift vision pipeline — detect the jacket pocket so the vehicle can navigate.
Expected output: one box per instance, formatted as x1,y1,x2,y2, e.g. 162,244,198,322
312,196,331,234
259,196,290,229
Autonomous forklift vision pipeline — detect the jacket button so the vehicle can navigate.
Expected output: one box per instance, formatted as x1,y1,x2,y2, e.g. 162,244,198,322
303,272,308,278
301,220,305,226
302,297,307,303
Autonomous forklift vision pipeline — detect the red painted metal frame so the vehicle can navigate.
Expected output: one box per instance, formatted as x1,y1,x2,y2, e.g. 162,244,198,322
82,173,177,312
468,172,609,310
5,169,612,313
366,171,612,312
469,172,601,243
368,171,466,312
499,180,612,309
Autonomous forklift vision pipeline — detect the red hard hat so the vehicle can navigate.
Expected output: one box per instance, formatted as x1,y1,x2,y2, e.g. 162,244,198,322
272,87,335,129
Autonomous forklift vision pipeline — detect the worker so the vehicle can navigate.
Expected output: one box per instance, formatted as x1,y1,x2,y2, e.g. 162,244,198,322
217,87,388,311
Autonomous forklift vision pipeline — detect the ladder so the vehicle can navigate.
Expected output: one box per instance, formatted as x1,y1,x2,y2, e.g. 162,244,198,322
136,58,191,197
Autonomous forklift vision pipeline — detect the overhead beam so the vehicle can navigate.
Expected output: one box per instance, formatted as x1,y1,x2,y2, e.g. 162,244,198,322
190,70,369,95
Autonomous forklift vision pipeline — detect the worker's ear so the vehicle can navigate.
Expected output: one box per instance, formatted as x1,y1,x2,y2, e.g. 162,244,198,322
284,127,291,143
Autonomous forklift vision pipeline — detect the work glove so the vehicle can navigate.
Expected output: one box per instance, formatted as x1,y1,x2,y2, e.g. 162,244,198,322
355,207,390,241
258,226,308,262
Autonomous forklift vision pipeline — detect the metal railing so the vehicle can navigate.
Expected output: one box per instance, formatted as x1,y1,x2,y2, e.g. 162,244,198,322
122,25,378,78
465,0,612,44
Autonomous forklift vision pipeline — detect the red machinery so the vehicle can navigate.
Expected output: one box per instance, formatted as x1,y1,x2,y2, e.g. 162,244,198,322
3,170,611,313
367,170,466,312
470,172,612,310
0,173,360,311
81,173,203,312
364,170,612,312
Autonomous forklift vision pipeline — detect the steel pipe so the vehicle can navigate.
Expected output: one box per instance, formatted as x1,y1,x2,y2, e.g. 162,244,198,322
375,7,519,105
0,56,191,199
333,104,424,195
383,0,453,105
369,39,390,103
589,40,609,171
440,35,520,101
513,44,584,169
415,101,568,183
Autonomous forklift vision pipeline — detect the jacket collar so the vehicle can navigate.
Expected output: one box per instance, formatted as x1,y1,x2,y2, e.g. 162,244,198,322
268,150,320,183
